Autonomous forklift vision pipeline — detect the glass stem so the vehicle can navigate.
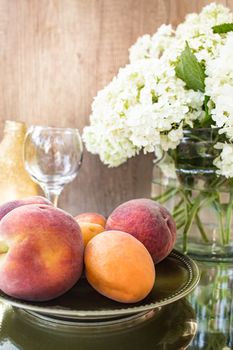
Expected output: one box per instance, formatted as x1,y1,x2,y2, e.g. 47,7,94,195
42,186,63,207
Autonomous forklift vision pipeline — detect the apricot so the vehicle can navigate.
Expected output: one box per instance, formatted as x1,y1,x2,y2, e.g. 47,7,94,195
75,212,106,247
0,204,84,301
78,221,105,247
85,230,155,303
106,198,176,264
75,212,106,228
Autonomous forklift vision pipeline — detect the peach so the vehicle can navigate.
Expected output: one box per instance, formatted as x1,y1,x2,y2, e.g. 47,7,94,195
0,204,84,301
0,196,52,221
78,222,105,247
85,230,155,303
75,212,106,228
106,198,176,264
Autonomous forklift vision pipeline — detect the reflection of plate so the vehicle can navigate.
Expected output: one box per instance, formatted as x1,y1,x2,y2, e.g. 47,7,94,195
0,250,199,320
0,299,197,350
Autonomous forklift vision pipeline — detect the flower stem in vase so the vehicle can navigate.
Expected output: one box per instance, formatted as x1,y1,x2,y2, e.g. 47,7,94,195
181,191,217,253
225,191,233,245
195,214,209,243
211,199,225,246
152,187,178,204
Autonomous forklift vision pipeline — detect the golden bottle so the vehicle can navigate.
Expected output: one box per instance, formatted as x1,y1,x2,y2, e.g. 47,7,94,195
0,120,40,204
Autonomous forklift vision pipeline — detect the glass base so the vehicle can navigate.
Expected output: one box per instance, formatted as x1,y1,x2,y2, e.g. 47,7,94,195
175,237,233,263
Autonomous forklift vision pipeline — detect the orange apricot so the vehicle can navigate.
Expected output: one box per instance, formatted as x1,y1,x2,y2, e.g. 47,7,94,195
78,221,105,247
75,212,106,228
84,230,155,303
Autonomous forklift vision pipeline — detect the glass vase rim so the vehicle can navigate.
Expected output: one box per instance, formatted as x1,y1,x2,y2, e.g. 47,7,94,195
183,127,220,134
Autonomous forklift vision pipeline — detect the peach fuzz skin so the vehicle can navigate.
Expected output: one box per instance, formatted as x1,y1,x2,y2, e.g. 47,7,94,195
106,198,176,264
75,212,106,228
0,196,52,221
0,204,84,301
85,230,156,303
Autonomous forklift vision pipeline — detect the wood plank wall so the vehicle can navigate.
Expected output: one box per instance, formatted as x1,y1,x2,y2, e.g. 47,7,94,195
0,0,231,215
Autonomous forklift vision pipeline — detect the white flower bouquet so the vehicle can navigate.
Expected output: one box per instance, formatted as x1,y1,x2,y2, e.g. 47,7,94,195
83,3,233,176
83,3,233,259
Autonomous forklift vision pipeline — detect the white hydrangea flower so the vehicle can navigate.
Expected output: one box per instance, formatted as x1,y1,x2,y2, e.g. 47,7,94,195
176,2,232,38
214,143,233,178
129,24,174,62
163,3,231,64
130,3,231,67
129,34,153,62
205,34,233,140
83,58,203,166
83,2,233,173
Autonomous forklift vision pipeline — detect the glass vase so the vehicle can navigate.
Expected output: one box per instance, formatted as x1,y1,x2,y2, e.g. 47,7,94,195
152,128,233,262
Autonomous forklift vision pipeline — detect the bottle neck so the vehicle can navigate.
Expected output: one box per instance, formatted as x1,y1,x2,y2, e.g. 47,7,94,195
3,120,27,134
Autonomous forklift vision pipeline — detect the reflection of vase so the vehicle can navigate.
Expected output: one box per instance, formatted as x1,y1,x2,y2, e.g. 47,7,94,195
188,262,233,349
152,128,233,262
0,120,40,204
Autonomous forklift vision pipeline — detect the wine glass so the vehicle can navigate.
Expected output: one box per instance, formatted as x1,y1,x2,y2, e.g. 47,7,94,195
24,126,83,207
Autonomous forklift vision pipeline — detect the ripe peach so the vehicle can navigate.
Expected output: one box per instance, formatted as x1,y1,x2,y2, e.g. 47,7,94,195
0,196,52,221
75,212,106,228
78,222,105,247
85,230,155,303
0,204,84,301
106,198,176,264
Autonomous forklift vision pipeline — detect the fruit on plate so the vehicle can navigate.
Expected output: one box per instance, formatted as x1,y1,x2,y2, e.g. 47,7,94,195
106,198,176,264
75,212,106,227
0,204,84,301
75,212,106,247
77,222,105,247
84,230,155,303
0,196,52,221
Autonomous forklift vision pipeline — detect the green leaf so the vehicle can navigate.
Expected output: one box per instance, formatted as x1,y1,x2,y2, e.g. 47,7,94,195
212,22,233,33
175,42,205,92
200,95,211,127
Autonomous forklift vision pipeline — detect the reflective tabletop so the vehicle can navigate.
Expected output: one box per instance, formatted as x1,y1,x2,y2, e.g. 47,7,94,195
0,261,232,350
188,261,233,350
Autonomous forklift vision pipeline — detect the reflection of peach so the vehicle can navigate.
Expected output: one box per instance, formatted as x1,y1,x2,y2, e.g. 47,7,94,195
78,222,105,247
0,204,84,301
85,230,155,303
75,212,106,228
0,196,52,221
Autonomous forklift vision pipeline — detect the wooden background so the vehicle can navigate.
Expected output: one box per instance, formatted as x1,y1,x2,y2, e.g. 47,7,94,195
0,0,232,215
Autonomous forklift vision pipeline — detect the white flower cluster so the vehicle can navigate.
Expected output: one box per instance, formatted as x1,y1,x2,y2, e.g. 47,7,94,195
83,59,203,167
214,143,233,178
205,34,233,139
130,3,232,64
129,24,174,62
83,3,233,177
